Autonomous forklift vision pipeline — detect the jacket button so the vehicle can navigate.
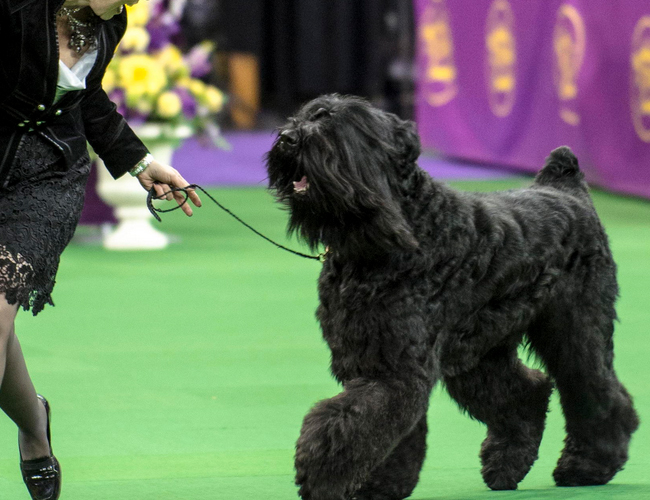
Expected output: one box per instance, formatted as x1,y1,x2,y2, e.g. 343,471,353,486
37,104,46,111
55,109,62,116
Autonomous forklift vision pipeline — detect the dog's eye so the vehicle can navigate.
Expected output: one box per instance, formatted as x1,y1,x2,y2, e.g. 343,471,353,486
311,108,330,120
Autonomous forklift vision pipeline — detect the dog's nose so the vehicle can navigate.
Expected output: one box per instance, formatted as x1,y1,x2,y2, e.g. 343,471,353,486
280,129,299,146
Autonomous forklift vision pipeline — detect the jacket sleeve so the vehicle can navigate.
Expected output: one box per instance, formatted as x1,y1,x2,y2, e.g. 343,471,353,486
80,80,150,179
79,9,148,179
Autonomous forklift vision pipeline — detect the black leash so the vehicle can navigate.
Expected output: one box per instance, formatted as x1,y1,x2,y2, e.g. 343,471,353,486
146,184,326,262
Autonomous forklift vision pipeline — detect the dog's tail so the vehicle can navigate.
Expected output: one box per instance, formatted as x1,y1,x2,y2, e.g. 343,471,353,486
534,146,587,192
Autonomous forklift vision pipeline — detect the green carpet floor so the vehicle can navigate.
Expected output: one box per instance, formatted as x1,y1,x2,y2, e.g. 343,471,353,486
1,181,648,499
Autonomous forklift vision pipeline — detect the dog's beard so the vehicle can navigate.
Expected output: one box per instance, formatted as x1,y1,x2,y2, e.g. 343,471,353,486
267,108,418,258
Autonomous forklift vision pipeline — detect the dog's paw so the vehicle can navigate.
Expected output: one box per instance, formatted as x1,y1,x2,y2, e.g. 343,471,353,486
552,438,627,487
295,442,355,500
298,482,349,500
480,432,543,491
553,457,619,487
481,461,525,490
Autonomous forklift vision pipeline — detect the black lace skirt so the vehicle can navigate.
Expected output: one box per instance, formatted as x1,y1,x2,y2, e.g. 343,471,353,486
0,133,91,315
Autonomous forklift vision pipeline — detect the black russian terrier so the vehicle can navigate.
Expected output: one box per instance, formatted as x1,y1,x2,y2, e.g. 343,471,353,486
266,94,639,500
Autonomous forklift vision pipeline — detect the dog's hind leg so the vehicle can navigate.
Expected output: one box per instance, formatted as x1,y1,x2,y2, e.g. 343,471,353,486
294,377,432,500
353,415,428,500
445,345,553,490
528,299,639,487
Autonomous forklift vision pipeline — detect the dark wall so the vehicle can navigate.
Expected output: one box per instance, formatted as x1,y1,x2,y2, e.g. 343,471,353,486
181,0,415,118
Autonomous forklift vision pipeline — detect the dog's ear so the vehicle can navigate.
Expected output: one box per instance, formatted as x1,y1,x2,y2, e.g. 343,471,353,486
393,118,421,164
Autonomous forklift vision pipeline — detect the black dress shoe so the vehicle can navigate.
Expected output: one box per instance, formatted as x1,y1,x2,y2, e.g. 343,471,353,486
20,395,61,500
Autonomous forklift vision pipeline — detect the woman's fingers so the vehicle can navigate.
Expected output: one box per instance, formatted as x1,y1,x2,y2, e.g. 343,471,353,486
173,189,194,217
186,188,202,209
147,167,201,217
152,178,174,201
172,174,202,209
166,174,195,216
153,183,167,200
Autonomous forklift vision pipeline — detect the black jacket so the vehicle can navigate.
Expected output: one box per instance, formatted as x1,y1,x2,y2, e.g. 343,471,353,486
0,0,149,187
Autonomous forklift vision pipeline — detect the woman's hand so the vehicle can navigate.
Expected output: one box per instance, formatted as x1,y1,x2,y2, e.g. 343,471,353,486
136,160,202,217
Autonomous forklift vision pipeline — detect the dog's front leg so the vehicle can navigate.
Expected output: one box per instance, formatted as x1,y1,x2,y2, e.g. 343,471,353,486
295,377,431,500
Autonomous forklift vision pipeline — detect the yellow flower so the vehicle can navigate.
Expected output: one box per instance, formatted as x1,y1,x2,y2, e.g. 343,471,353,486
155,45,188,78
122,86,154,115
118,54,168,97
178,79,223,112
156,91,183,118
203,86,225,113
125,3,150,27
120,26,150,53
102,66,117,93
176,77,193,89
187,78,207,98
135,97,154,115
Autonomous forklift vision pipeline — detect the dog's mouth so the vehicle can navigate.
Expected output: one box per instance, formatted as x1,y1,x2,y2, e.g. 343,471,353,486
293,176,310,195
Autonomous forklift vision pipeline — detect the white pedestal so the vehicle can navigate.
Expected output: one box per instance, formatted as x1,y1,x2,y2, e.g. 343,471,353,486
95,123,192,251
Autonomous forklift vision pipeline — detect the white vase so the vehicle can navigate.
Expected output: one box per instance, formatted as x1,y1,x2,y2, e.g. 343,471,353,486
96,123,193,250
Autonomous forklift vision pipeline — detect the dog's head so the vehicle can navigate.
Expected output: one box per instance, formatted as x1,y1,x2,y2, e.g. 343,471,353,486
266,94,420,258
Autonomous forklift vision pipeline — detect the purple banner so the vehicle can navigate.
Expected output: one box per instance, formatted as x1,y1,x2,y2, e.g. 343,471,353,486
415,0,650,199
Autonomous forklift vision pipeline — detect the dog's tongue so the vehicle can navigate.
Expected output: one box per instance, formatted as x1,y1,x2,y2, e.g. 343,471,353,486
293,176,309,193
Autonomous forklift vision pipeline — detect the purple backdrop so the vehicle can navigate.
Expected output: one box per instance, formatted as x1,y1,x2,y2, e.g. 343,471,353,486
415,0,650,199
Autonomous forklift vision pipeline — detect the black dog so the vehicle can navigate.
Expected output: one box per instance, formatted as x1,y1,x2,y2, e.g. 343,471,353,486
266,94,639,500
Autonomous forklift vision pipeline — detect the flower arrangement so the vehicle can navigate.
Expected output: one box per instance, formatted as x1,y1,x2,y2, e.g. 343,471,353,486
102,0,226,146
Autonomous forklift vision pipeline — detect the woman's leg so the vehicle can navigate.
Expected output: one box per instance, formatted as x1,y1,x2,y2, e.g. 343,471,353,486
0,294,50,460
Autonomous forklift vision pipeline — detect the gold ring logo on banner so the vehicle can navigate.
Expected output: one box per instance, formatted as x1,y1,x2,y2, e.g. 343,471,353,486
486,0,516,117
420,0,458,107
553,5,586,126
631,16,650,143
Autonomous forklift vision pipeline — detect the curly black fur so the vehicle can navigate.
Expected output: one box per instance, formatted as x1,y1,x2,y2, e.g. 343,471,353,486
266,94,639,500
